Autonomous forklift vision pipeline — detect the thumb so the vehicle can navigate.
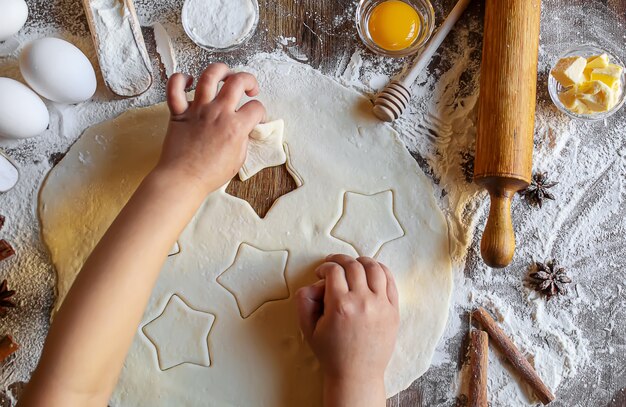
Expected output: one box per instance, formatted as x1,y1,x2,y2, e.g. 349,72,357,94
237,99,266,133
295,280,325,342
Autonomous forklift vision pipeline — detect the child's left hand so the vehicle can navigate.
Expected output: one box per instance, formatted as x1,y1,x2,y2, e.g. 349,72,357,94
156,63,266,196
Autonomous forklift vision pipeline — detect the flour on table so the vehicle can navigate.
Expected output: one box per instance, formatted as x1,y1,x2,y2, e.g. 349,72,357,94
38,56,453,406
341,49,364,85
182,0,257,49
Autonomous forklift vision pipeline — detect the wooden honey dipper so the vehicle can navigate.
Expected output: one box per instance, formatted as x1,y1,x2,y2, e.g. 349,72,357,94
474,0,541,268
372,0,472,122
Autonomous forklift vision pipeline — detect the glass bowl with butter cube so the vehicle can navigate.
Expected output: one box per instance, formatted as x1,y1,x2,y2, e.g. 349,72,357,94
548,45,625,121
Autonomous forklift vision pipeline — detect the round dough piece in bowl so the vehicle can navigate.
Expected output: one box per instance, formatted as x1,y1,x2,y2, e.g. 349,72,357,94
39,56,453,406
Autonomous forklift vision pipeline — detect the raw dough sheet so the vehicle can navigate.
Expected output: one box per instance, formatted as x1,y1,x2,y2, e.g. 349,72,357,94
39,56,453,406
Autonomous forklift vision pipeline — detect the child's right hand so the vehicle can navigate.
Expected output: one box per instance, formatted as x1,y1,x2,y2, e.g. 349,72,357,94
155,63,266,196
296,254,400,406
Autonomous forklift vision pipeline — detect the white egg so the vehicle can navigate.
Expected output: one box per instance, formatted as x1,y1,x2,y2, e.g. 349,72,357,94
19,38,97,104
0,78,49,140
0,0,28,41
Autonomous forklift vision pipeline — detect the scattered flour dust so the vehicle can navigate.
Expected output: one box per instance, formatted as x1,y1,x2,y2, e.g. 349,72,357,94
276,36,308,62
1,0,625,406
182,0,257,49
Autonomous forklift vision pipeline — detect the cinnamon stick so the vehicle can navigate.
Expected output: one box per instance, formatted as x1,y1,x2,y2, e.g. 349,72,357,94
473,307,555,405
0,239,15,261
0,335,19,363
468,330,489,407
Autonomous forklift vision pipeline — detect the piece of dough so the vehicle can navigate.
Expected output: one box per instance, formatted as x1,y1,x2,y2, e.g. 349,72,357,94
39,57,453,406
142,295,216,370
239,119,287,181
331,190,405,257
217,243,289,318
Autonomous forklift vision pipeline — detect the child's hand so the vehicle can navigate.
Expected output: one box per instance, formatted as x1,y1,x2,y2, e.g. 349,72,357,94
296,254,400,406
155,63,266,195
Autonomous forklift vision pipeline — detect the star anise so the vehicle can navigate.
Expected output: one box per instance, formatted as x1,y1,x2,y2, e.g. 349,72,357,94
0,279,16,317
528,260,571,299
519,172,558,208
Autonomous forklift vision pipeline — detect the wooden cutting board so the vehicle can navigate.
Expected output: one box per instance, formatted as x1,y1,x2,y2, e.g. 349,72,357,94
226,164,297,218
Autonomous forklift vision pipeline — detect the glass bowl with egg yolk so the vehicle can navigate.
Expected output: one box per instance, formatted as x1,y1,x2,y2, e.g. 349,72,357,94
357,0,434,57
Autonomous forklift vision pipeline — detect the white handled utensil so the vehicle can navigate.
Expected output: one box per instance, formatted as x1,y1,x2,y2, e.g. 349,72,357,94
0,149,19,193
373,0,472,122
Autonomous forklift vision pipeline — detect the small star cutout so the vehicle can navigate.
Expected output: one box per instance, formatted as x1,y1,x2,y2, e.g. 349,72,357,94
142,295,216,371
331,190,404,257
217,243,289,318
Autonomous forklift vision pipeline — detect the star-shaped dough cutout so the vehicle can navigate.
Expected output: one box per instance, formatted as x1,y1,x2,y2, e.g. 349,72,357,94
142,295,216,371
217,243,289,318
331,190,405,257
239,120,287,181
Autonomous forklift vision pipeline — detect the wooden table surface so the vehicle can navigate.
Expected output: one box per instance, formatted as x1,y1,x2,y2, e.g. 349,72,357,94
1,0,625,406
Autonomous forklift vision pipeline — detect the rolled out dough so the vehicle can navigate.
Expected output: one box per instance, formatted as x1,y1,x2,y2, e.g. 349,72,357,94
39,56,453,406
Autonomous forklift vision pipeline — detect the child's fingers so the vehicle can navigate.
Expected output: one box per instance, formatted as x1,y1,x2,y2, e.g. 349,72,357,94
166,73,193,116
357,257,387,294
237,100,266,131
315,262,349,296
194,63,231,105
215,72,260,110
295,281,325,341
325,254,367,292
380,263,399,308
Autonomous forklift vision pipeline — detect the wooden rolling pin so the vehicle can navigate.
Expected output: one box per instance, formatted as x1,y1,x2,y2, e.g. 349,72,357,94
474,0,541,268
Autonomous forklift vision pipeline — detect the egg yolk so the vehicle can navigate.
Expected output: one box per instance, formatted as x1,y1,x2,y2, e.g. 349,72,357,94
368,0,420,51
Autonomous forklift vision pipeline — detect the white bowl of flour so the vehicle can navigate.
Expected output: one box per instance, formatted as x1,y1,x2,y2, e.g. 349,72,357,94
182,0,259,52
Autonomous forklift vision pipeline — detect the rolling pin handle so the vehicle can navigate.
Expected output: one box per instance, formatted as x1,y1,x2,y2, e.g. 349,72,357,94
480,189,516,268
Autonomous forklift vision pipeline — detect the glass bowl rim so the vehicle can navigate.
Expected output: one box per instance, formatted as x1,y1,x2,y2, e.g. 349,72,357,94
181,0,260,53
356,0,436,58
547,44,626,122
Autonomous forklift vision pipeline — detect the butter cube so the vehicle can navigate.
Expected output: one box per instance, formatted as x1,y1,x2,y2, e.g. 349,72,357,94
576,80,616,113
558,87,578,109
590,63,623,89
559,86,590,115
584,55,611,82
586,54,609,69
551,56,587,87
569,100,590,115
